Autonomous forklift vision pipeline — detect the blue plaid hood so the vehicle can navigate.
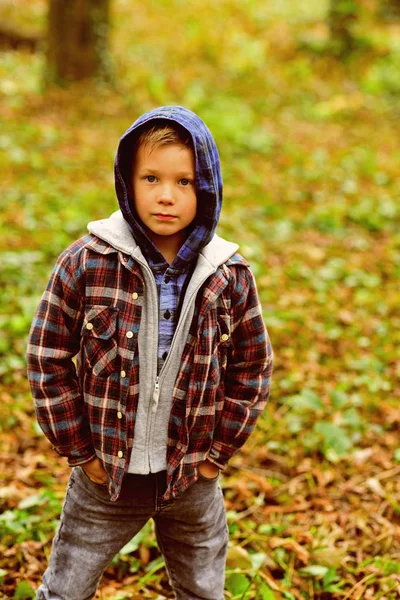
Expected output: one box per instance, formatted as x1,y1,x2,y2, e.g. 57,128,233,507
114,106,223,270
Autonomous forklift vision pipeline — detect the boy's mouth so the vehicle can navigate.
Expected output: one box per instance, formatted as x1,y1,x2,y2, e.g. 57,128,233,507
154,214,177,221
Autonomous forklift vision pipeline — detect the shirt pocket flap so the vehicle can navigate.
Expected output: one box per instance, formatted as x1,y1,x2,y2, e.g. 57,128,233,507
82,305,118,340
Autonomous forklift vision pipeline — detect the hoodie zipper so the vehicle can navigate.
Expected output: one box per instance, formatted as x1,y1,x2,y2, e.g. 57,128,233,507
131,255,217,415
150,271,213,415
152,376,160,413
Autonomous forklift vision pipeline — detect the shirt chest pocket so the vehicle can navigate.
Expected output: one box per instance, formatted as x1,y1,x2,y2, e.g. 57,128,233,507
81,305,119,377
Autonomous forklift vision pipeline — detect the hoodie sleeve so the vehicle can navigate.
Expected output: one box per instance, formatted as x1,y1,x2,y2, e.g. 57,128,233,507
26,249,96,466
207,266,273,469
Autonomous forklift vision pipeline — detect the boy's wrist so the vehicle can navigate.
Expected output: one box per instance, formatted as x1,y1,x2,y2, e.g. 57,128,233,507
199,460,220,479
67,451,97,467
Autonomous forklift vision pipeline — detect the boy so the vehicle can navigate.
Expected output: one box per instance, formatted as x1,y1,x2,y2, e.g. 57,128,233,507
27,106,273,600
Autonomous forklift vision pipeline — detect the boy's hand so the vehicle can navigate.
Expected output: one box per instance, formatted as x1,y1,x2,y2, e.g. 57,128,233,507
199,460,220,479
82,457,107,485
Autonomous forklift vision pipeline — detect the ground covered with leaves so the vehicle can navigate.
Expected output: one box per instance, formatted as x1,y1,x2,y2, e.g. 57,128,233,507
0,0,399,598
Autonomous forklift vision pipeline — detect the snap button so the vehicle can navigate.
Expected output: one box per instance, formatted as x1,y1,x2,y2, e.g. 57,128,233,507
86,322,94,330
221,333,229,341
117,411,123,419
132,292,138,300
126,331,133,339
164,310,171,320
117,450,123,458
120,370,126,378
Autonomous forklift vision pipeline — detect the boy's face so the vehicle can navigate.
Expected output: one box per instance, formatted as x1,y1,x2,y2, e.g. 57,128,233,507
132,143,197,256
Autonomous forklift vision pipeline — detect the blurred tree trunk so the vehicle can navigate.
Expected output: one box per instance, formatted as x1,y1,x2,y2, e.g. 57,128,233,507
46,0,110,85
328,0,361,57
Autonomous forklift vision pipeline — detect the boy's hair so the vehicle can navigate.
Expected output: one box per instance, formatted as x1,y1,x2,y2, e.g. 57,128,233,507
134,119,193,156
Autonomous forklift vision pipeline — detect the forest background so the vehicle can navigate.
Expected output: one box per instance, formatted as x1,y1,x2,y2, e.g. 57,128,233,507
0,1,399,598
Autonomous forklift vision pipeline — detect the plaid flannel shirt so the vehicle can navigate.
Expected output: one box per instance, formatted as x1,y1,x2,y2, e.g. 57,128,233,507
27,234,273,501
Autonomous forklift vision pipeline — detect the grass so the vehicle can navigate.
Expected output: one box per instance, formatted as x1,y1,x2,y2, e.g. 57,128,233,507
0,0,400,598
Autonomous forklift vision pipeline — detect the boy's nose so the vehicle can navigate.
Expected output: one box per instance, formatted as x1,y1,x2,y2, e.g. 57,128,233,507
158,185,174,203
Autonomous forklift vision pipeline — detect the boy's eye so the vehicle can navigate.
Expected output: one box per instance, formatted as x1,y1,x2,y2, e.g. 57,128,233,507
145,175,157,183
179,178,191,186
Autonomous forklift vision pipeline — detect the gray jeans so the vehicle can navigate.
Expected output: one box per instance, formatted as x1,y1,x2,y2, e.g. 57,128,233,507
36,467,228,600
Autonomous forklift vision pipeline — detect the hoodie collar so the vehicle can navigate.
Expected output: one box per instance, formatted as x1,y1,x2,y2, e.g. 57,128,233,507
87,210,240,271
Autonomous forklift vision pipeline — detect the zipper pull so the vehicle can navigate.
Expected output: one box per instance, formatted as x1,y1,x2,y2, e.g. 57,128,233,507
152,376,160,413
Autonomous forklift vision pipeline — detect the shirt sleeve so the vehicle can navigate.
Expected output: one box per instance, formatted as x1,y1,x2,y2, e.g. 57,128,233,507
207,266,273,469
26,249,96,465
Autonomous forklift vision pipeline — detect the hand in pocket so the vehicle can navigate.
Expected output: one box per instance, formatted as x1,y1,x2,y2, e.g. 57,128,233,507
82,457,107,485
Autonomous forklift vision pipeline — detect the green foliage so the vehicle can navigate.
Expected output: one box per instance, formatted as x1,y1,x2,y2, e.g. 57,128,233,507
300,566,346,594
1,1,400,599
0,489,62,545
283,388,368,461
372,558,400,576
13,581,35,600
364,52,400,96
225,572,252,597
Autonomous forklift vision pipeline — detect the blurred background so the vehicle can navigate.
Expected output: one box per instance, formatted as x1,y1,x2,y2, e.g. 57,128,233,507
0,1,399,598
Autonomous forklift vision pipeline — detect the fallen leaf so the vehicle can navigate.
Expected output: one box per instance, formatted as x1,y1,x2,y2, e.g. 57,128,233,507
226,546,253,569
366,478,386,498
312,547,347,568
